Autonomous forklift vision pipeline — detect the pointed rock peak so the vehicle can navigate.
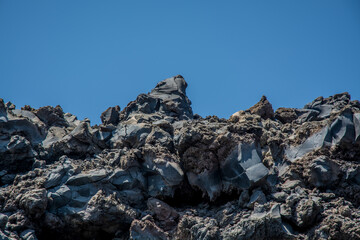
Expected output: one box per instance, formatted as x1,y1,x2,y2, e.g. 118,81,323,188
120,75,193,122
259,95,268,102
100,106,120,125
150,75,188,97
248,95,274,119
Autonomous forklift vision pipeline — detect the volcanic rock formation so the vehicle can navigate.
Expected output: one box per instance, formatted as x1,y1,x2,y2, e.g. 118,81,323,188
0,75,360,239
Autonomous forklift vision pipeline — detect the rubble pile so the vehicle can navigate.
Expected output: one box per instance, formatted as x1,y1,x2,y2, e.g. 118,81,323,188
0,75,359,239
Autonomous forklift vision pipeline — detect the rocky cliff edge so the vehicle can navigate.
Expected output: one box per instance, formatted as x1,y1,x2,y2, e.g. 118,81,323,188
0,75,360,239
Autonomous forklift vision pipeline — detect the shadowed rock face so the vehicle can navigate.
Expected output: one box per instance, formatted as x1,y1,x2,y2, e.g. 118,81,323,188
1,76,360,240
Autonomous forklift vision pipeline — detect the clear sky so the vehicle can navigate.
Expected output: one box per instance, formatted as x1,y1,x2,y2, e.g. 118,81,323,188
1,1,359,125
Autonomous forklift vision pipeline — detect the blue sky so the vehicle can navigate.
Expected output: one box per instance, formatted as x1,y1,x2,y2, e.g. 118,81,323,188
1,1,359,125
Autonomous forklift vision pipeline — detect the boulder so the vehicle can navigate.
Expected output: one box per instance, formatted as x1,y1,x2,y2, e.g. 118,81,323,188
66,169,108,186
143,158,184,187
42,126,68,149
111,123,152,148
309,156,340,188
0,118,44,145
149,75,193,120
70,121,93,143
35,105,68,127
247,189,267,208
221,142,269,191
109,168,139,190
19,189,47,219
304,92,351,120
295,108,321,123
147,198,179,230
100,106,120,125
47,185,73,209
222,204,294,240
285,126,331,161
286,110,358,161
275,108,298,123
329,109,355,145
44,161,73,189
0,135,36,173
293,198,320,228
248,95,274,119
121,75,193,121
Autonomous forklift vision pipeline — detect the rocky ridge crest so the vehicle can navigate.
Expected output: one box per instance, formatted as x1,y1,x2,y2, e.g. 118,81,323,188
0,75,360,239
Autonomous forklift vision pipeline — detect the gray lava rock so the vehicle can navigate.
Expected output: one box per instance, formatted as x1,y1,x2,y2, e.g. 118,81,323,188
221,142,269,191
35,105,68,127
66,169,108,186
329,109,355,145
293,198,320,228
309,156,340,188
142,155,184,198
47,185,73,209
70,121,93,143
353,112,360,143
109,168,141,190
247,189,267,209
238,190,250,208
1,78,360,240
20,229,37,240
346,167,360,185
111,123,152,148
19,189,47,219
100,106,120,125
0,99,7,123
147,198,179,230
0,134,36,173
0,214,8,230
44,161,72,189
143,158,184,187
271,192,288,203
274,108,298,123
121,75,193,121
286,109,359,161
304,92,350,120
149,75,193,120
295,108,321,123
223,203,294,240
285,126,331,161
176,215,220,240
187,169,222,201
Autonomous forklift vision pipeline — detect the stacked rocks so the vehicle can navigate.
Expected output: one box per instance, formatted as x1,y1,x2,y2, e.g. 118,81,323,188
0,76,359,240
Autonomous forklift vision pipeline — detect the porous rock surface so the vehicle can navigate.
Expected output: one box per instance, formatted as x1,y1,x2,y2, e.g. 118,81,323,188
0,75,360,239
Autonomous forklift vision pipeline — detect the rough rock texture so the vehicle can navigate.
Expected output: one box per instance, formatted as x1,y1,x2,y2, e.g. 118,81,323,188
0,76,360,239
248,95,274,120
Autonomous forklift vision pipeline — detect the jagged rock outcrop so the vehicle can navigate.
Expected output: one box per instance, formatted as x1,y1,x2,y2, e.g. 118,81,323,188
248,95,274,120
0,76,360,239
119,75,193,123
